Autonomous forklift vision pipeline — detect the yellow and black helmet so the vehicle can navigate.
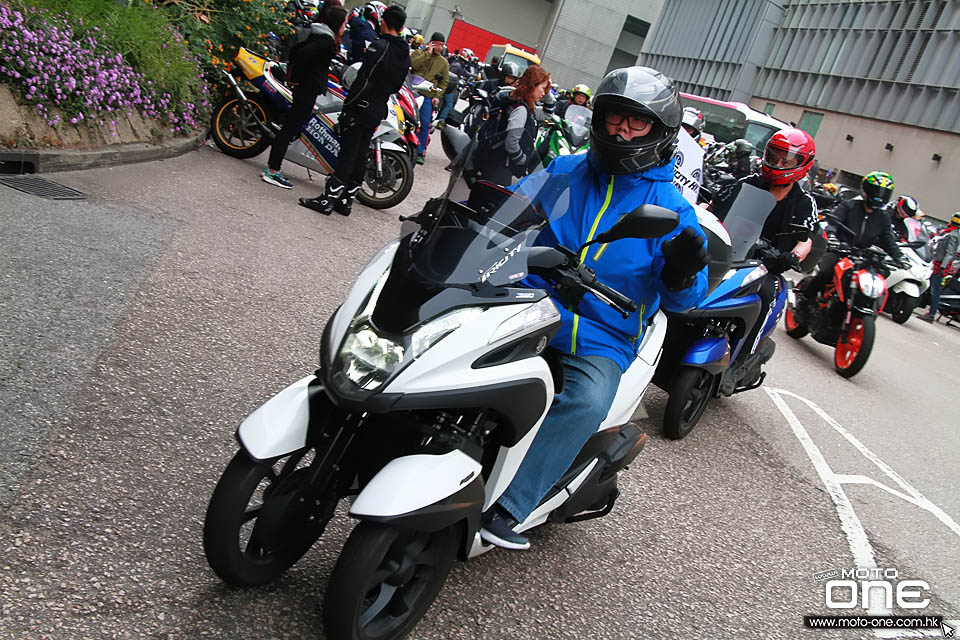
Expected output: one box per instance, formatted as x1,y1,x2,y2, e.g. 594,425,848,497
862,171,894,210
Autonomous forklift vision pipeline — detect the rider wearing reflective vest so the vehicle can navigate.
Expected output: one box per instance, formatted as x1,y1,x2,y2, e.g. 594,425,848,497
480,66,709,551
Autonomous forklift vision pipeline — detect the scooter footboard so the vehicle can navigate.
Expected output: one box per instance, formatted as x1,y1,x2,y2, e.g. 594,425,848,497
350,450,484,532
236,375,318,461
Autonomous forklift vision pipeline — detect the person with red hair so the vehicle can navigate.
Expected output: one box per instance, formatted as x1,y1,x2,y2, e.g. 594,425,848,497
474,64,552,186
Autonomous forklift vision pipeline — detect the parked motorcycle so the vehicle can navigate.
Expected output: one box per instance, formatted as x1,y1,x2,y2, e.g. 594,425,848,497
654,185,812,438
534,104,592,168
210,47,414,209
932,271,960,324
882,239,931,324
784,215,891,377
203,132,683,639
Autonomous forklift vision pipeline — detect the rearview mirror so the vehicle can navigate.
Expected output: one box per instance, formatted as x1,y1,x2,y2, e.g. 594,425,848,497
591,204,679,245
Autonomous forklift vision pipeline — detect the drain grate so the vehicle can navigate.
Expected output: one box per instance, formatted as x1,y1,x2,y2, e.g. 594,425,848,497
0,175,86,200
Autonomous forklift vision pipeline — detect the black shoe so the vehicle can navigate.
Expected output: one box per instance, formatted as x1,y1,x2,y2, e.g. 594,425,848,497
479,507,530,550
333,185,361,216
299,178,344,216
918,313,935,323
298,195,335,215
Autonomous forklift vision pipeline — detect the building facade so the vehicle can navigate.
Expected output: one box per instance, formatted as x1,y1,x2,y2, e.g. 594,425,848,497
387,0,665,91
642,0,960,221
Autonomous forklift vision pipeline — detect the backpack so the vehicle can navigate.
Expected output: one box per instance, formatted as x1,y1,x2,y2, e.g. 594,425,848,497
476,90,519,147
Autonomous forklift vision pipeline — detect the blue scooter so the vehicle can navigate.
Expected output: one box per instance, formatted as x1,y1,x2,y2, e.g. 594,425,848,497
653,184,811,439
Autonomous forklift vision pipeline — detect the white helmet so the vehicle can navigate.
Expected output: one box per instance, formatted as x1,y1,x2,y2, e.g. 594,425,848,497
681,106,704,139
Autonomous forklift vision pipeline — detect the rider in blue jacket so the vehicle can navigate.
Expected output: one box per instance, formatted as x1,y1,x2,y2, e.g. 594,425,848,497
480,66,710,550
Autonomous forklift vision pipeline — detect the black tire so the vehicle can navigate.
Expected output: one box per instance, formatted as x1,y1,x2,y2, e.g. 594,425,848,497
663,366,715,440
211,96,273,159
356,148,415,210
203,448,328,587
324,522,458,640
834,314,876,378
891,294,917,324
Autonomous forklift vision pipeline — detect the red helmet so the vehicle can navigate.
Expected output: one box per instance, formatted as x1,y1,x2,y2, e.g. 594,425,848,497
761,128,816,186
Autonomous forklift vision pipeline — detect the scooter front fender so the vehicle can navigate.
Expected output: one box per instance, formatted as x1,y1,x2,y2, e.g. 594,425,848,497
681,336,730,375
350,450,483,532
236,375,317,461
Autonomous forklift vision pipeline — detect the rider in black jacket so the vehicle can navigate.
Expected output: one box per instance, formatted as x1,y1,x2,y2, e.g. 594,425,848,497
804,170,906,300
262,7,347,189
299,5,410,216
712,128,819,391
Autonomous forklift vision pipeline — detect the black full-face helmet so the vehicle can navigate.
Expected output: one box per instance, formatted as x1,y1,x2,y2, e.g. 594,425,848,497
587,66,683,175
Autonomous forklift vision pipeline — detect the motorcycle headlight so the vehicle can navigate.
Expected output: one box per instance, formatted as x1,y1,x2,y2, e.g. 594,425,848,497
857,272,885,298
411,307,483,358
489,297,560,344
741,264,768,287
340,324,405,390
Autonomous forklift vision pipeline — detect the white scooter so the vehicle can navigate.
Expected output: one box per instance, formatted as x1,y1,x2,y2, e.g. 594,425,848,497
884,238,932,324
202,132,683,639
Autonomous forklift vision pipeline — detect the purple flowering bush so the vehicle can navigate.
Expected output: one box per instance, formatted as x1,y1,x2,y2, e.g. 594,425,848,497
0,1,210,142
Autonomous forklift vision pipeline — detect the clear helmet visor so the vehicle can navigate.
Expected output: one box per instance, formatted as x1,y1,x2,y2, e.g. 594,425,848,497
763,145,806,171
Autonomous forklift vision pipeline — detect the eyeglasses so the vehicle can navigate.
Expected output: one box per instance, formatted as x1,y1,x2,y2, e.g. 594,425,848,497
604,111,654,131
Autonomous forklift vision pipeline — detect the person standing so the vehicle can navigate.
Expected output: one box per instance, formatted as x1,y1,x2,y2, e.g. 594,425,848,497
409,32,449,165
262,4,347,189
298,5,410,216
919,212,960,322
474,65,551,187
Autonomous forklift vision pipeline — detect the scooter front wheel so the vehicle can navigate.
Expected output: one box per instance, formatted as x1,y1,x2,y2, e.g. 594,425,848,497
357,148,415,210
203,448,329,587
663,366,715,440
891,293,917,324
324,522,458,640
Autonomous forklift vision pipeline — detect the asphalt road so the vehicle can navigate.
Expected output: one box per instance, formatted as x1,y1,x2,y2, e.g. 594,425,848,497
1,138,957,640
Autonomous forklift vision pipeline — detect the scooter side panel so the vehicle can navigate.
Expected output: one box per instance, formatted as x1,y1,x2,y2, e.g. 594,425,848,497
350,450,482,517
236,375,316,460
890,280,921,298
601,309,667,428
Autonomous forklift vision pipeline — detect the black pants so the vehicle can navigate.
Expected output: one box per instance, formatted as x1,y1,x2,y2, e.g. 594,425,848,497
267,85,318,171
805,251,841,299
334,111,378,188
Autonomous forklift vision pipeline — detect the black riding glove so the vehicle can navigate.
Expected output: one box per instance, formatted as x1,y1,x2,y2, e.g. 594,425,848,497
763,250,800,274
661,227,709,291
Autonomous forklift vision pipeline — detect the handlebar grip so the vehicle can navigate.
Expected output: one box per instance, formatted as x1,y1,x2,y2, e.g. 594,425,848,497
592,279,638,314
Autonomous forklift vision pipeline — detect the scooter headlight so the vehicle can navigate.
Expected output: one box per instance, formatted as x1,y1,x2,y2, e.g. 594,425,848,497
411,307,484,358
857,271,886,299
340,324,405,390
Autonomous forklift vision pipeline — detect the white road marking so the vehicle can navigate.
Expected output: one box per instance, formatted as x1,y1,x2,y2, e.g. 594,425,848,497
764,387,952,638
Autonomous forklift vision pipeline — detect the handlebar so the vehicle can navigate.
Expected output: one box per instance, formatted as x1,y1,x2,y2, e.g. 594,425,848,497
580,267,638,316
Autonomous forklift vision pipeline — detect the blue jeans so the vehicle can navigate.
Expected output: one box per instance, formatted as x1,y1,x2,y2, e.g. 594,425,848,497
929,267,945,315
498,352,622,523
437,91,457,123
417,97,433,155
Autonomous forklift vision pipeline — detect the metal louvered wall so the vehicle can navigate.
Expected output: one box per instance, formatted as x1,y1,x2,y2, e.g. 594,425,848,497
756,0,960,133
641,0,960,133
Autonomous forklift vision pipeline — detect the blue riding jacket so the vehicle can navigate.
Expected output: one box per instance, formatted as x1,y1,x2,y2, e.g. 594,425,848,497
525,153,709,372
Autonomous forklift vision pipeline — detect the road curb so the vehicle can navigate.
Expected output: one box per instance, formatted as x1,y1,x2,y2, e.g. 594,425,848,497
0,130,207,174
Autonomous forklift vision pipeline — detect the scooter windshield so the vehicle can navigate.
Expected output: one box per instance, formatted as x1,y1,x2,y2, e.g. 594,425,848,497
412,165,572,288
563,105,592,149
720,183,777,262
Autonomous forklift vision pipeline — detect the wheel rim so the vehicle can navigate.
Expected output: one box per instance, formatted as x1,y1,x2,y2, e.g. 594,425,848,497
784,307,799,330
216,99,266,150
835,318,865,369
361,152,407,203
239,449,321,563
680,370,713,426
359,530,441,637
